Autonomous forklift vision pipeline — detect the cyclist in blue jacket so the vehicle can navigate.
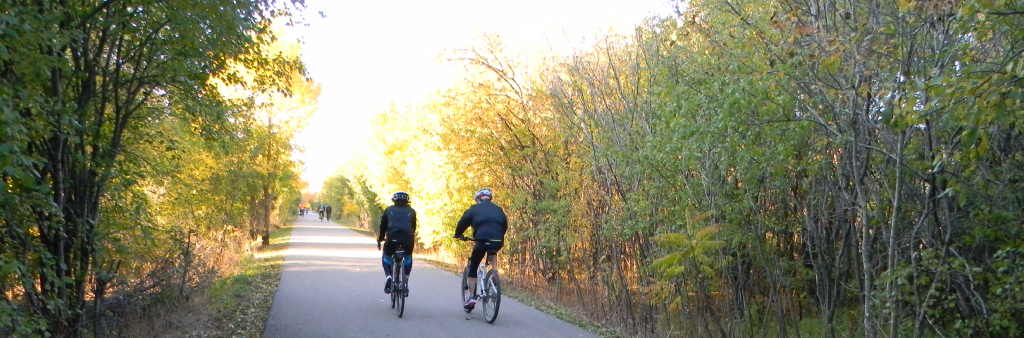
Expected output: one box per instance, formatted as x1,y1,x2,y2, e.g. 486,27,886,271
453,188,508,310
378,191,417,294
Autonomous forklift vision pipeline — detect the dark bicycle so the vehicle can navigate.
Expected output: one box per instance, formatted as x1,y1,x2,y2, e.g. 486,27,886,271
389,245,408,318
457,236,501,324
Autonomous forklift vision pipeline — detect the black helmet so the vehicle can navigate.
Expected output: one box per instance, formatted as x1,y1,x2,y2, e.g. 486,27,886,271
391,191,410,203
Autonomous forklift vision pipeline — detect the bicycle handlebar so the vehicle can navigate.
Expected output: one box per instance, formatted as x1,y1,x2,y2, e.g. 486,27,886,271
455,235,473,242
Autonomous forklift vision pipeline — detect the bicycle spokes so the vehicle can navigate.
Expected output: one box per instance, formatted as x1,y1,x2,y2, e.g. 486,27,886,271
481,271,501,324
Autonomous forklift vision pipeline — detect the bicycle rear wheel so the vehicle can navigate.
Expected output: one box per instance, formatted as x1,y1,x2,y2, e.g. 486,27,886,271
482,269,501,324
395,271,405,318
461,263,472,313
390,259,400,309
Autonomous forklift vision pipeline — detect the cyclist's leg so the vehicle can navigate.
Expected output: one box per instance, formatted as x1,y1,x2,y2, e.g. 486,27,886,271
486,253,497,268
462,242,489,309
382,239,396,293
400,237,414,280
466,241,488,295
484,240,503,268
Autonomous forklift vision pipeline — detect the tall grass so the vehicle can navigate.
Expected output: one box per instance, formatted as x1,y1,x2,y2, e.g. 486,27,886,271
105,226,293,337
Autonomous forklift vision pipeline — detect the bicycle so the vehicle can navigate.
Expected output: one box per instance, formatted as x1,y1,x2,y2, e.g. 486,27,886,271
456,236,501,324
388,245,409,318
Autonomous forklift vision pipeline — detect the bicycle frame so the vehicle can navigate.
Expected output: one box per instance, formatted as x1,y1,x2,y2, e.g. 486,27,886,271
473,254,496,294
458,237,501,323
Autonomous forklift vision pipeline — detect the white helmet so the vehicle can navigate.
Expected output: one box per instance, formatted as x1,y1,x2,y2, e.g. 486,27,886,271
474,188,492,202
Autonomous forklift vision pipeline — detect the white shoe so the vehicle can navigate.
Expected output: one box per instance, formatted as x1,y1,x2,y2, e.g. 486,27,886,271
464,295,476,310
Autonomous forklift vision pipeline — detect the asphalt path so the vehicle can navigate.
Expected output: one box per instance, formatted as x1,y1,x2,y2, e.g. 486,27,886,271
262,213,596,338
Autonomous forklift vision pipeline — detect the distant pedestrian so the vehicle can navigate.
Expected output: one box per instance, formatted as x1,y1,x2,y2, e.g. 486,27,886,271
326,205,333,221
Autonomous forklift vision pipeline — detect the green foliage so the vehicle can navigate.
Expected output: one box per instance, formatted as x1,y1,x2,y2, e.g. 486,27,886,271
330,0,1024,336
652,212,727,277
321,172,385,232
0,0,314,336
985,245,1024,336
649,211,728,314
320,173,357,218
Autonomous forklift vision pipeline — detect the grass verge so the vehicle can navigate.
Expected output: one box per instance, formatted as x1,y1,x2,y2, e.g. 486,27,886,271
341,224,375,238
189,226,292,338
501,288,629,338
416,255,626,338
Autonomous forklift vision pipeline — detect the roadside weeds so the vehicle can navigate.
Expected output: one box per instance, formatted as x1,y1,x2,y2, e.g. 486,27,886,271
185,226,292,338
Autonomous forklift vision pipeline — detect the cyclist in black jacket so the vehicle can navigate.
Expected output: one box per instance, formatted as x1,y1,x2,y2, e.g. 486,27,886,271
377,191,417,294
453,188,508,310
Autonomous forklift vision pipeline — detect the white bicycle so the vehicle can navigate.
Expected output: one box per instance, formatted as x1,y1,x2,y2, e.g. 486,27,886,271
457,236,501,324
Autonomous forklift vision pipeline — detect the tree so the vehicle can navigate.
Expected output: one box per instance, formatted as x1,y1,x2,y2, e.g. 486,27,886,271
335,0,1024,336
0,1,308,336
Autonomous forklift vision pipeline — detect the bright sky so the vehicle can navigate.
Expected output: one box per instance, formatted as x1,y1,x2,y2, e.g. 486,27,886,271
290,0,676,193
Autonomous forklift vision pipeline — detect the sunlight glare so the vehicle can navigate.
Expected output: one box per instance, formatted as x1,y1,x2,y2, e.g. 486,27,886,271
288,0,675,191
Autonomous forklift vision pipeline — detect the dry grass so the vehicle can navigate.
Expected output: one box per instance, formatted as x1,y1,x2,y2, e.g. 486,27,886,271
109,226,292,338
414,253,624,338
184,226,292,338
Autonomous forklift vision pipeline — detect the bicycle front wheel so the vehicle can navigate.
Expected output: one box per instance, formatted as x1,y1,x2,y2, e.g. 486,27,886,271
482,270,501,324
461,263,472,313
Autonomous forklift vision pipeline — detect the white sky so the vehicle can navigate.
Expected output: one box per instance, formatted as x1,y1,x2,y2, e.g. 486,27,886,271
290,0,676,193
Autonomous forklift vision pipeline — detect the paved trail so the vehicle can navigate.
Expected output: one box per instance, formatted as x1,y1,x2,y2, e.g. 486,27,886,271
262,214,596,338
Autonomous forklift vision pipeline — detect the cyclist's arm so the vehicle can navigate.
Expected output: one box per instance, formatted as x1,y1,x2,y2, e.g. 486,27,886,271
454,209,472,238
378,210,389,242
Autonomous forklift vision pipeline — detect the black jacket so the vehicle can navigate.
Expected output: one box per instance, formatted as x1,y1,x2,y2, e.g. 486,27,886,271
378,203,417,242
454,200,508,241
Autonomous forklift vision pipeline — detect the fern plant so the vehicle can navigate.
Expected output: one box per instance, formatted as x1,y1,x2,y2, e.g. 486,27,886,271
648,210,728,312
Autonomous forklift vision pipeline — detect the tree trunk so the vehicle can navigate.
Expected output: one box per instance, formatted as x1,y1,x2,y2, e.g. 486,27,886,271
262,185,272,246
